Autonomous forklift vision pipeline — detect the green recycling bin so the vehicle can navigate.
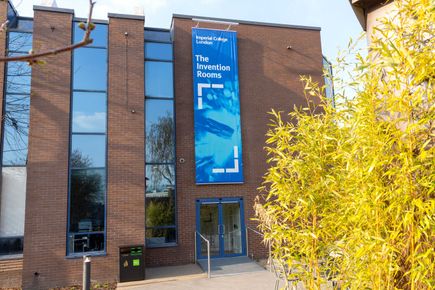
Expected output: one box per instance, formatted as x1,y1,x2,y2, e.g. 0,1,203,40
119,245,145,282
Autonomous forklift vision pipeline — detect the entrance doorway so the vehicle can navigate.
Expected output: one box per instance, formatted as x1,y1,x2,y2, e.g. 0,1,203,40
196,198,246,259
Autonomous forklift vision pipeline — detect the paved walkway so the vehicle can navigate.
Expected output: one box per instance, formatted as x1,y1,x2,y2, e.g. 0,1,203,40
197,256,266,276
118,270,277,290
117,258,278,290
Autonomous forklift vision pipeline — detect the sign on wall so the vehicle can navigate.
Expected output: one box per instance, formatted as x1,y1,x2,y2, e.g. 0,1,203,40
192,28,243,184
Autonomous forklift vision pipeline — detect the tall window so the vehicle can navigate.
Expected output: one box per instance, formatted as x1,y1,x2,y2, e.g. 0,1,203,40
323,56,335,106
67,22,108,255
0,13,33,256
145,29,177,247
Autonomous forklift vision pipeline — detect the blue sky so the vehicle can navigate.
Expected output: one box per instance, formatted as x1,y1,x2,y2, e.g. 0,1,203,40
13,0,364,61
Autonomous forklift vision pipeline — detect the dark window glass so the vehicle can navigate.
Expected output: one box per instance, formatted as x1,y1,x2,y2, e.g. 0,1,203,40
7,32,32,53
2,94,30,166
74,22,107,47
146,228,176,246
71,135,106,168
0,237,23,255
72,92,106,133
16,19,33,31
145,43,172,60
69,168,105,233
7,3,17,26
145,100,174,163
144,30,171,42
73,48,107,91
145,61,173,98
68,232,104,254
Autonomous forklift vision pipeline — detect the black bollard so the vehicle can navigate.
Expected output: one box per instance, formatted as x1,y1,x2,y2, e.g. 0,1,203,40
83,256,91,290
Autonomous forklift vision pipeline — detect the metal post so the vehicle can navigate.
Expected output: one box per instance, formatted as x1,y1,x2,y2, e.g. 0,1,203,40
194,232,197,263
245,227,249,258
268,242,272,272
83,256,91,290
206,239,211,279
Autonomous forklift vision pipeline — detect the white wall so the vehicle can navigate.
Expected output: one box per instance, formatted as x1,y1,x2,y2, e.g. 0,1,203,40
0,167,27,237
367,2,397,43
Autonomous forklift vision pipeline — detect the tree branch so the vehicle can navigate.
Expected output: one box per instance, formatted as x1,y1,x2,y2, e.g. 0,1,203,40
0,0,96,63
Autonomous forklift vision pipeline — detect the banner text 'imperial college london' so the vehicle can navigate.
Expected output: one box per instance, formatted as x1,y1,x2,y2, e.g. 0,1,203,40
192,28,243,184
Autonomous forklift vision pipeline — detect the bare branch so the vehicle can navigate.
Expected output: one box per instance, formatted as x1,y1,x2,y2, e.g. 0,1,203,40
0,0,96,63
0,19,8,32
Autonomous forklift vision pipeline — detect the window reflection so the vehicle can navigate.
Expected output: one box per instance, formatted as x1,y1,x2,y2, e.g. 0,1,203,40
145,100,174,163
146,228,176,246
2,94,30,166
71,135,106,168
74,22,107,47
72,92,106,133
144,30,171,42
145,43,172,60
145,165,175,227
69,24,107,255
145,61,173,98
69,169,105,233
7,32,32,52
68,232,104,253
73,48,107,91
2,31,32,167
146,165,175,194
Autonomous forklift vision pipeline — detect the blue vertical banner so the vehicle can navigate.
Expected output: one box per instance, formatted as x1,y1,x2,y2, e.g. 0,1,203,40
192,28,243,184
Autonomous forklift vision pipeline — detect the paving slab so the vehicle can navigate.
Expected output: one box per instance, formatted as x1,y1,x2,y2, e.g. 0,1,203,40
197,256,266,276
118,270,276,290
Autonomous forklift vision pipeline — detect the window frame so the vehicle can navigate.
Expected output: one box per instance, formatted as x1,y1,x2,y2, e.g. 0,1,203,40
0,18,33,257
144,32,178,248
66,21,109,257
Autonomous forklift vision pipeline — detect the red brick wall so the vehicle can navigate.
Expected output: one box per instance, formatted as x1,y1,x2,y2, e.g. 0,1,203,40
22,7,75,290
21,11,146,289
144,18,323,267
105,13,145,276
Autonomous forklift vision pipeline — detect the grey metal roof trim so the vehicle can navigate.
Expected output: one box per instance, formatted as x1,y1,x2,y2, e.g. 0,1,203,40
172,14,321,31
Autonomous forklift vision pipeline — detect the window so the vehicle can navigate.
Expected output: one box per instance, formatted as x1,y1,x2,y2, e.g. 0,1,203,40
323,56,335,106
73,48,107,91
145,99,174,163
0,18,33,256
145,61,174,98
145,43,172,60
74,22,108,47
72,92,106,133
145,29,176,247
68,22,108,256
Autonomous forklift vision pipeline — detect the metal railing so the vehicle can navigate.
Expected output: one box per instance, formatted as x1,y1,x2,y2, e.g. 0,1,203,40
245,226,272,272
194,231,211,279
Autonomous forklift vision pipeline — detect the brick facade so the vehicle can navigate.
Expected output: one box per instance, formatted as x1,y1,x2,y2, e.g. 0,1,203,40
144,18,323,267
22,6,75,290
0,2,324,288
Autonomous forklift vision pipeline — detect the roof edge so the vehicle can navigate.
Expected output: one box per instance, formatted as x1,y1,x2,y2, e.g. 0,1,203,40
33,5,74,15
172,14,321,31
108,13,145,21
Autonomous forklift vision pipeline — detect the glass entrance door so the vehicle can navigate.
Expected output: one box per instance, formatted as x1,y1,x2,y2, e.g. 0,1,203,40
196,198,246,259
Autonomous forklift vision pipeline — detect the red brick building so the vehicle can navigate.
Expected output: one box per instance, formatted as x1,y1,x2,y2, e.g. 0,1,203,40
0,1,325,288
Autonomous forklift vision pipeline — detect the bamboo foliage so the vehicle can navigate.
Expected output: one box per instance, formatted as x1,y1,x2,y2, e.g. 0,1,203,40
255,0,434,289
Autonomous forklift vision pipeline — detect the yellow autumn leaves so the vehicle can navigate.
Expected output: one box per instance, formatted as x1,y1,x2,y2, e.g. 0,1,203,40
255,0,434,289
